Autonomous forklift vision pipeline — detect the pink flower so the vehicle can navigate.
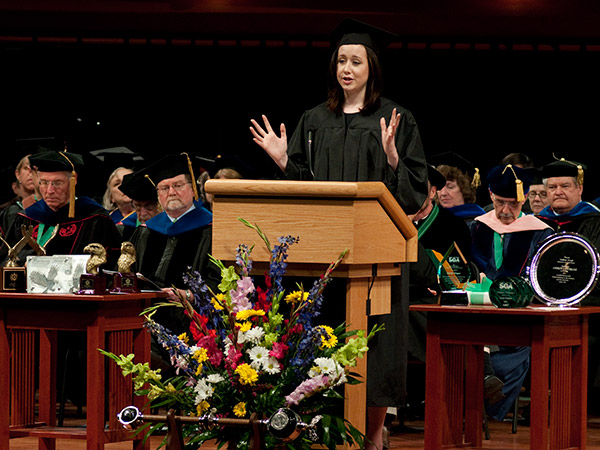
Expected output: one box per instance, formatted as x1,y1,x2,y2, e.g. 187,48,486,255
285,374,330,406
269,342,289,360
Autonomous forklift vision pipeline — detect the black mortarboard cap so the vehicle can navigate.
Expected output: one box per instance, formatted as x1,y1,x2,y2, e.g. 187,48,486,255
29,150,84,173
429,151,474,178
487,164,533,201
118,170,158,202
427,164,446,190
29,150,83,218
541,158,586,185
143,153,199,200
330,18,397,54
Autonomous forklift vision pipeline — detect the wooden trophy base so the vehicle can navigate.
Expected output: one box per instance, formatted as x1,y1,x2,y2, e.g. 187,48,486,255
78,273,108,295
112,273,139,293
0,266,26,292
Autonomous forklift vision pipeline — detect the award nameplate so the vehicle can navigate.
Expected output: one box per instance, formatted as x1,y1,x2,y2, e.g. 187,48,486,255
527,232,600,307
434,242,471,305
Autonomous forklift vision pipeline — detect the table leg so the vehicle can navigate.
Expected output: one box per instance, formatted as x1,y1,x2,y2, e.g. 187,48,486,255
530,325,550,450
0,309,9,450
39,330,57,450
464,344,484,448
87,315,105,450
424,319,444,450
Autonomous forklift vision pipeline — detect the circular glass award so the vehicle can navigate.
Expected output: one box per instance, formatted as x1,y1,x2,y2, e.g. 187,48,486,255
527,232,600,306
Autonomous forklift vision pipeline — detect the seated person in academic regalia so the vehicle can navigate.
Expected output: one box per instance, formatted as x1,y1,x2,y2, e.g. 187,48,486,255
471,164,553,421
429,151,486,226
129,153,219,374
0,150,122,266
115,170,162,241
536,157,600,413
0,154,40,236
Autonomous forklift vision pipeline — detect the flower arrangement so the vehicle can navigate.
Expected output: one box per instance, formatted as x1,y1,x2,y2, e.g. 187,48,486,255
102,219,380,450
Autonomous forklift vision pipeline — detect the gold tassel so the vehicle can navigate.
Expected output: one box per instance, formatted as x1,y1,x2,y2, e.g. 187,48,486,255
515,179,524,202
58,151,77,218
502,164,524,202
471,167,481,189
181,152,199,201
577,165,584,186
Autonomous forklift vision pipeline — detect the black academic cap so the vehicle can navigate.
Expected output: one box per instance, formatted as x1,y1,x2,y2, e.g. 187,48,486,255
427,164,446,190
530,168,544,185
143,153,199,200
541,158,586,185
29,150,84,173
429,151,476,178
118,170,158,202
487,164,533,200
330,18,397,54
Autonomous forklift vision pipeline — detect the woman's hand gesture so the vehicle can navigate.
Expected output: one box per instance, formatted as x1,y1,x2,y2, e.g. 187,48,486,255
380,108,401,171
250,115,289,172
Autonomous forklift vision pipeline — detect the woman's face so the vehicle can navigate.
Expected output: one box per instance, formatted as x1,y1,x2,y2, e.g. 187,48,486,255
336,44,369,99
110,168,133,209
438,180,465,208
15,157,37,194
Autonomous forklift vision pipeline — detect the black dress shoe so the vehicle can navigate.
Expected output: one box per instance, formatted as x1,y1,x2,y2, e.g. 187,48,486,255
484,375,506,405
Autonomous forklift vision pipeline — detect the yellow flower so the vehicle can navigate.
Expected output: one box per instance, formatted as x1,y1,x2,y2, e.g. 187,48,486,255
284,291,309,304
317,325,338,349
236,321,252,332
195,364,203,376
193,347,209,364
235,363,258,385
211,293,226,310
236,309,266,321
233,402,247,417
178,333,189,345
165,382,177,393
196,400,210,416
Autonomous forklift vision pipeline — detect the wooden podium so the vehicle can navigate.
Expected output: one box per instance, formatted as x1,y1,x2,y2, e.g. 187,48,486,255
205,179,418,434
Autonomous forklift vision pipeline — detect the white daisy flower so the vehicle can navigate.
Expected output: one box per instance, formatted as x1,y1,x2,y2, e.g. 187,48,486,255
193,379,214,403
262,356,281,375
245,326,265,344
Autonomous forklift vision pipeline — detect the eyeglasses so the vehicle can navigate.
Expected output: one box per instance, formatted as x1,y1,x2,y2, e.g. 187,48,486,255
529,191,547,199
39,179,67,188
156,182,191,194
492,195,520,209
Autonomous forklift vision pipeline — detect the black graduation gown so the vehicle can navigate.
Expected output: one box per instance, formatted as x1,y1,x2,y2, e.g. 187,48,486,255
283,98,428,407
285,98,428,216
129,203,219,335
1,197,121,267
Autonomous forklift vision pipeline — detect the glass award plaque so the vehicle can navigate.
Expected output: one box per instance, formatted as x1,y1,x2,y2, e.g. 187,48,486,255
527,232,600,307
435,242,471,305
489,276,533,308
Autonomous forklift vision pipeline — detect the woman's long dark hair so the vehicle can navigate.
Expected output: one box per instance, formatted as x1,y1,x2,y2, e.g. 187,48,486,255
326,44,383,115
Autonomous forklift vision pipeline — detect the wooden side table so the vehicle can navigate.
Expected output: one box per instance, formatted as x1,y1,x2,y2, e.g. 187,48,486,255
409,304,600,450
0,292,163,450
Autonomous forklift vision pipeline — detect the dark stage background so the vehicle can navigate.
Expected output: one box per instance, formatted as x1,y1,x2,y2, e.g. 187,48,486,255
2,41,600,204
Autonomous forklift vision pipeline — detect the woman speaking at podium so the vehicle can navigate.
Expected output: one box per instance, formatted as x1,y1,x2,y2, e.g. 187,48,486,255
250,18,428,450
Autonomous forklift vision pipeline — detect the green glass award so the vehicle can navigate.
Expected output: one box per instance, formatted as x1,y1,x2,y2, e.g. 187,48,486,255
432,242,471,305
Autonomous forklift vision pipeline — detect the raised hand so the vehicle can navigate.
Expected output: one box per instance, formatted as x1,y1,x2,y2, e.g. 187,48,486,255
380,108,401,171
250,114,289,172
